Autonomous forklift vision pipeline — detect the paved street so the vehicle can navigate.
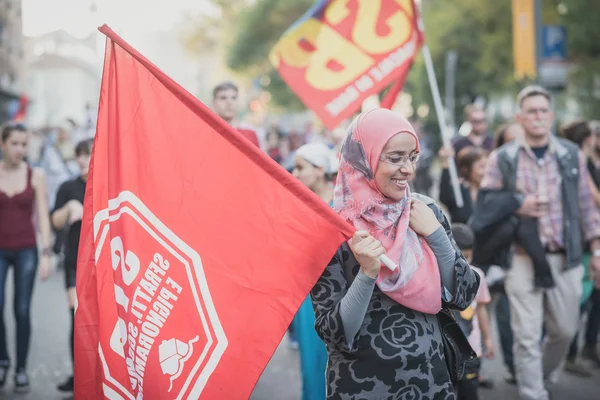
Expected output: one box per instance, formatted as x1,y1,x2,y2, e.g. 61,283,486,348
2,266,73,400
1,264,599,399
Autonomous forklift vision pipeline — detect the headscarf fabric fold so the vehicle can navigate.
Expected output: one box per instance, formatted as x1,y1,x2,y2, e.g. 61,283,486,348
333,108,442,314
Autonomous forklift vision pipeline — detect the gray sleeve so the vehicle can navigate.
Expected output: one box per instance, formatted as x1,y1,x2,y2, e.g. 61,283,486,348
426,226,457,296
339,269,376,346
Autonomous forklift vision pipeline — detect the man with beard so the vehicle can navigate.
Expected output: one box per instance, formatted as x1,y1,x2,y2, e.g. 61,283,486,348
51,138,93,392
480,86,600,400
452,104,494,155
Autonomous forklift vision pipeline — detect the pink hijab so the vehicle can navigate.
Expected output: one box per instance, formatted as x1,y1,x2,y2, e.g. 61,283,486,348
334,109,442,314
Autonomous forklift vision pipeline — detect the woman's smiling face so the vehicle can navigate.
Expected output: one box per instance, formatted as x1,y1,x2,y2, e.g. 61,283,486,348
374,133,418,201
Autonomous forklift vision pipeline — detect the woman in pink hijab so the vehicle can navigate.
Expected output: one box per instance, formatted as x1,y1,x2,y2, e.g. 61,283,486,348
311,109,480,399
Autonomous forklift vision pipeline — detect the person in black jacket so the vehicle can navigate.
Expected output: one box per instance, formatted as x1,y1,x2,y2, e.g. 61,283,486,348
463,120,522,386
50,138,92,393
479,86,600,400
439,146,488,224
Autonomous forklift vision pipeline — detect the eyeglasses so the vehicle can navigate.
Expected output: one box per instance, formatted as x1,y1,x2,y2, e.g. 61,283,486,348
379,152,420,168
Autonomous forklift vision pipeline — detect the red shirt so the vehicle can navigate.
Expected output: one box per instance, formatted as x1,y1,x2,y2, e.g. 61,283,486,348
237,128,260,148
0,167,37,249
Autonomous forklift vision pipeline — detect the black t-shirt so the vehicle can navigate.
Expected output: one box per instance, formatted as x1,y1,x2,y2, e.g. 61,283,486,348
52,177,86,269
531,145,549,160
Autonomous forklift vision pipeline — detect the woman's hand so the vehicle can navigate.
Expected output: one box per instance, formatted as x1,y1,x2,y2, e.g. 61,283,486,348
409,199,442,237
350,230,385,279
38,254,52,281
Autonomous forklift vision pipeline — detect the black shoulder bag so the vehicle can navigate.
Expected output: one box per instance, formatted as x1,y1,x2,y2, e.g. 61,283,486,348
438,304,477,384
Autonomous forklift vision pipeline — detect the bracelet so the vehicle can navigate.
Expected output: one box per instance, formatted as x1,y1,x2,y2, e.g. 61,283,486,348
41,248,52,256
593,249,600,257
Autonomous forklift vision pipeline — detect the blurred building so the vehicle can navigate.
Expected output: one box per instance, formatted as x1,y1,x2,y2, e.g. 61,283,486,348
24,29,101,130
0,0,25,124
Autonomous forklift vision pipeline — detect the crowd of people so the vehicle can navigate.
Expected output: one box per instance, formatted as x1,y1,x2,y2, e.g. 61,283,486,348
433,86,600,400
0,80,599,400
282,85,600,400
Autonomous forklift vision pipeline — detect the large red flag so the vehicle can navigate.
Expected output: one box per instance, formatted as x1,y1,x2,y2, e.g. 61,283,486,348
74,25,354,400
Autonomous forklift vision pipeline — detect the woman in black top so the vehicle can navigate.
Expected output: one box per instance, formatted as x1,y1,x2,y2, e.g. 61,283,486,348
50,138,93,392
438,146,488,224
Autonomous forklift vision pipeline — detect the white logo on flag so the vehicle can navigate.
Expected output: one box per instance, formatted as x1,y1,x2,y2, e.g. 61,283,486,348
159,336,200,391
93,191,227,400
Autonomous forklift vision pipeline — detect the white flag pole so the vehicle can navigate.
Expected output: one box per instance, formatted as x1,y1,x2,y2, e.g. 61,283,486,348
417,7,464,208
421,45,464,208
380,254,397,272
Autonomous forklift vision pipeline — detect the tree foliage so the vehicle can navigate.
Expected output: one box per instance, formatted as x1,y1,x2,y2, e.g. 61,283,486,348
183,0,600,119
408,0,600,129
226,0,314,72
559,1,600,60
221,0,519,115
225,0,314,111
395,0,516,135
557,0,600,118
180,0,241,54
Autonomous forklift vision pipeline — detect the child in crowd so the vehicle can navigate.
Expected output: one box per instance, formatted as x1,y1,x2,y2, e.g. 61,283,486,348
451,223,495,400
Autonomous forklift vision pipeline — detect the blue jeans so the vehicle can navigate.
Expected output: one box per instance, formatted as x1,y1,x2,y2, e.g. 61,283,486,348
0,248,38,371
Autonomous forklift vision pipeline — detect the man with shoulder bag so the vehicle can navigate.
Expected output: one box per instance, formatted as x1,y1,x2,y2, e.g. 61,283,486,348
479,86,600,400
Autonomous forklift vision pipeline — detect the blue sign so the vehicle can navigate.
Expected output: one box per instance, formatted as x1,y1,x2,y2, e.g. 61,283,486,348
542,25,567,61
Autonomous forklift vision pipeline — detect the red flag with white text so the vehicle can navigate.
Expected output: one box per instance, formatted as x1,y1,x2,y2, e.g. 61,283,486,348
74,25,354,400
270,0,423,129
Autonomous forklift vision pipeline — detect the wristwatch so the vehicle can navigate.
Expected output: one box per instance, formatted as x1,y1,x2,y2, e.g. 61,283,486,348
593,249,600,257
41,248,53,257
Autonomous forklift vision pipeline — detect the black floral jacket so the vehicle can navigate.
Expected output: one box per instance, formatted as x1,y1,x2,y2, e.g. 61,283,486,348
310,194,480,400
